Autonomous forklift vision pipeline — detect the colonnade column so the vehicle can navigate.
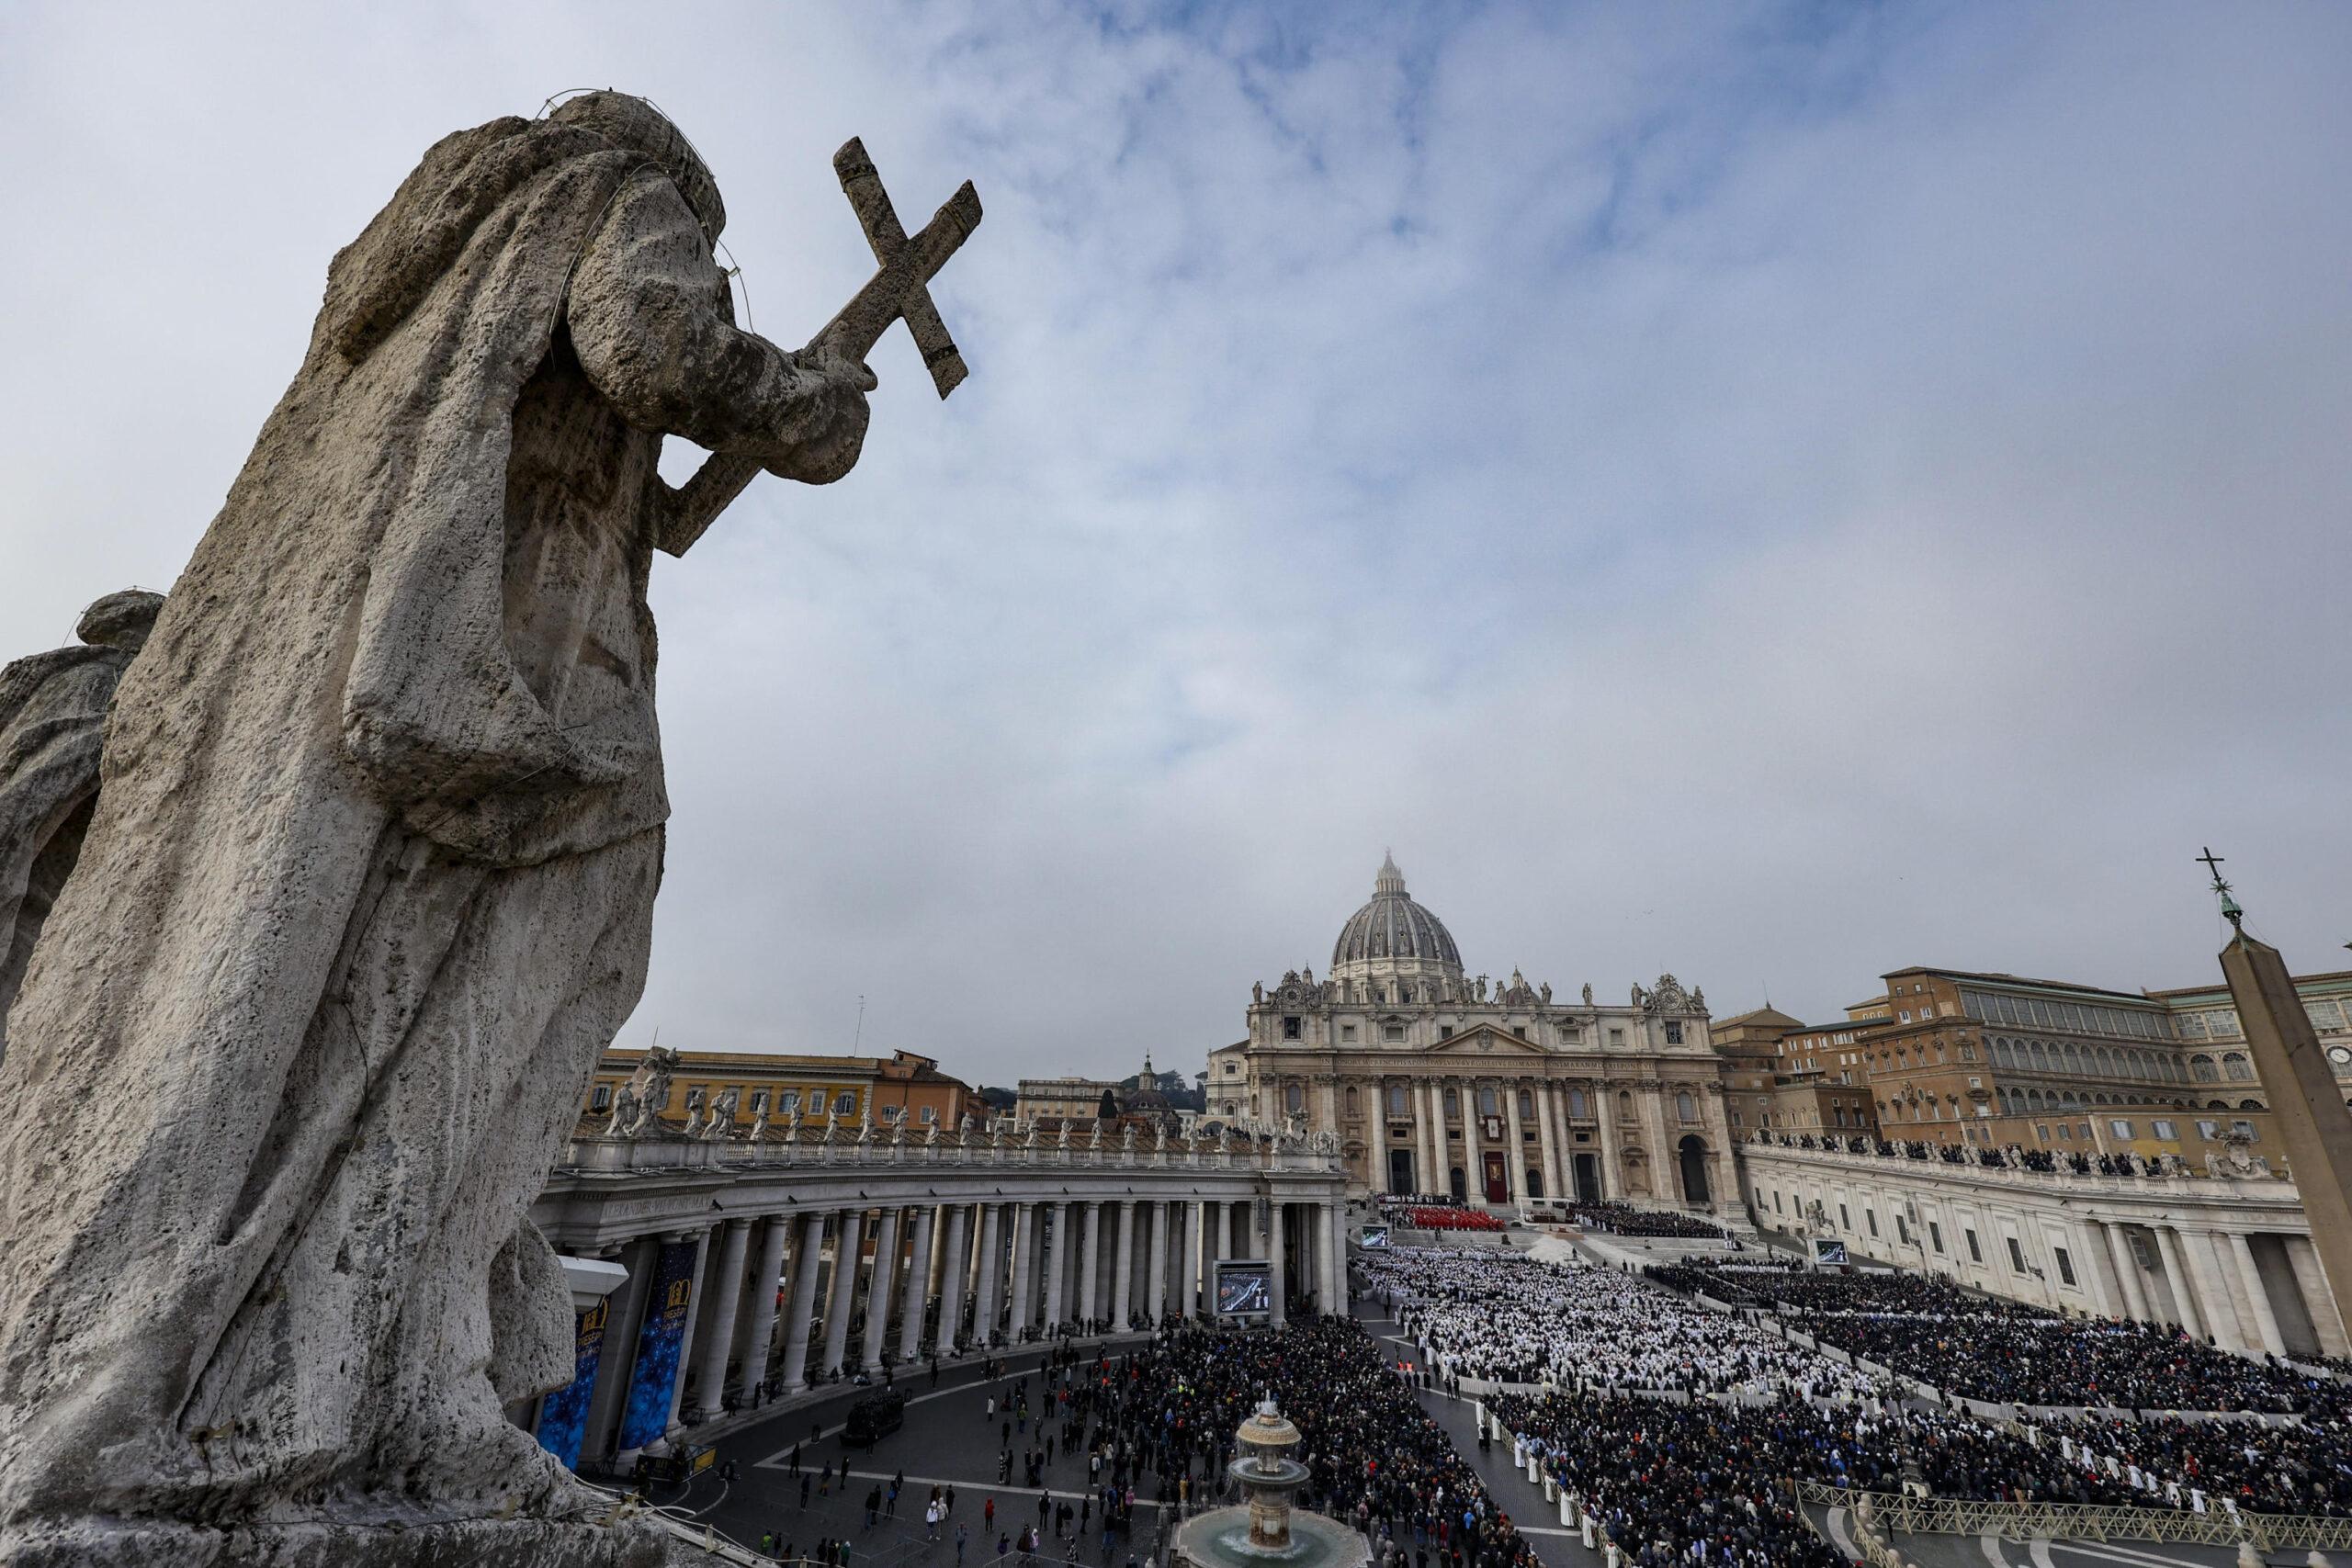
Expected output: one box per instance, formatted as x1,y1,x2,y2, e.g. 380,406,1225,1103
1267,1200,1287,1326
662,1226,715,1437
1182,1201,1204,1319
2226,1232,2288,1356
1006,1203,1035,1338
736,1215,795,1402
1503,1082,1529,1206
898,1206,937,1361
1079,1202,1102,1327
861,1208,901,1370
821,1209,864,1374
1534,1082,1564,1203
937,1205,973,1349
778,1211,829,1392
1326,1201,1345,1311
1460,1082,1485,1205
971,1203,1003,1344
2098,1223,2150,1322
1112,1201,1136,1325
584,1235,659,1462
1146,1201,1168,1320
1043,1201,1069,1332
688,1217,752,1417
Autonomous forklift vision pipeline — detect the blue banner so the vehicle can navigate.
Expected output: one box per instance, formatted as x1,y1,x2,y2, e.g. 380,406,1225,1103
534,1293,611,1469
616,1238,699,1452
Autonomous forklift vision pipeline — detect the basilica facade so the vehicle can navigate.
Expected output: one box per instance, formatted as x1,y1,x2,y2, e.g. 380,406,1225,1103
1205,855,1736,1213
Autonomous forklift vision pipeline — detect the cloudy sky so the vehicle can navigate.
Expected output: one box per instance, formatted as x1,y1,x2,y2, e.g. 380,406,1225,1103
5,2,2347,1086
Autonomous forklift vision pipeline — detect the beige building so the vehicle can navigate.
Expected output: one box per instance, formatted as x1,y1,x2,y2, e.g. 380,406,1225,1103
1205,855,1736,1213
584,1047,985,1134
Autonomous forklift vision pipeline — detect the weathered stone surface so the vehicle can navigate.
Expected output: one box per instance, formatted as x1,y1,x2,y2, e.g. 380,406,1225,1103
0,92,872,1562
0,590,162,1065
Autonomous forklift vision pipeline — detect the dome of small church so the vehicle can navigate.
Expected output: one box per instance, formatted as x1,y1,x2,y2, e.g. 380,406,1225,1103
1330,853,1463,976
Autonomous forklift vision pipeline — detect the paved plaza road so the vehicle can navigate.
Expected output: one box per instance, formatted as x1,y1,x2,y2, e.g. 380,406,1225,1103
628,1315,2342,1568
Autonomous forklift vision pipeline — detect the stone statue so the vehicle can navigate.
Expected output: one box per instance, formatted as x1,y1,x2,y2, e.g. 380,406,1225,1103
704,1086,741,1140
602,1081,639,1138
0,92,973,1563
1252,980,1263,1004
1088,1121,1104,1151
1121,1122,1138,1153
1581,982,1593,1007
1540,982,1551,1005
0,590,165,1066
1056,1120,1072,1151
614,1043,679,1136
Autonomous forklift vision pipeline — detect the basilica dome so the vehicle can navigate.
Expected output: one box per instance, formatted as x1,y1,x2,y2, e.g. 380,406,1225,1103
1330,853,1463,978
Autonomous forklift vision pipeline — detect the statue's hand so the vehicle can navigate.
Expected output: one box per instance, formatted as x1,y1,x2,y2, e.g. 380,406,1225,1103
767,346,876,485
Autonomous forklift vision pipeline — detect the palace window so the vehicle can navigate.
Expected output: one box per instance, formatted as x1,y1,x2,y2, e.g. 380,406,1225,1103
1517,1089,1534,1118
1567,1089,1588,1118
1477,1087,1498,1115
1838,1203,1850,1230
1866,1209,1878,1237
750,1090,769,1115
2232,1120,2258,1141
919,1106,937,1123
1440,1025,1454,1040
834,1091,856,1115
1965,1230,1982,1263
2152,1119,2177,1139
2006,1236,2027,1273
1444,1088,1460,1115
1340,1024,1358,1043
1386,1085,1407,1116
591,1084,613,1111
1928,1222,1944,1254
2109,1119,2133,1139
1664,1022,1684,1045
2054,1247,2076,1287
684,1087,706,1111
2222,1053,2253,1081
1283,1016,1302,1040
778,1090,801,1113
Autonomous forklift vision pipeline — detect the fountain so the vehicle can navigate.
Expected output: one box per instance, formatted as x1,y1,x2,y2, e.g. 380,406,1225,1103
1174,1397,1371,1568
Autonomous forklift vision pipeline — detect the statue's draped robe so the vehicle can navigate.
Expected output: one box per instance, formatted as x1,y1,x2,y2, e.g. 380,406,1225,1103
0,647,127,1062
0,115,835,1526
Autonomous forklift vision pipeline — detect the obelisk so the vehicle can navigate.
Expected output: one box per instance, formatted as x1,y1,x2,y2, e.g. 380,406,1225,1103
2209,857,2352,1348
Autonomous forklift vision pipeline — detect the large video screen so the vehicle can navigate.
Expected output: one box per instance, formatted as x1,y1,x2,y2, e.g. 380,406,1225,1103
1811,1239,1848,1266
1359,1226,1391,1250
1215,1260,1272,1316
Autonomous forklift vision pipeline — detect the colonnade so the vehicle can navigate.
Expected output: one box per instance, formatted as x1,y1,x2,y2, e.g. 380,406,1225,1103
2090,1218,2348,1360
538,1189,1350,1472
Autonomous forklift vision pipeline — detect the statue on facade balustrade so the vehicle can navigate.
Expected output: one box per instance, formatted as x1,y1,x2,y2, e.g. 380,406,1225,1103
703,1086,740,1140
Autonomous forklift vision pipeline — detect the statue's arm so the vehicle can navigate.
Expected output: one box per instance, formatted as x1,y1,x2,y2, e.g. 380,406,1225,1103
569,171,872,485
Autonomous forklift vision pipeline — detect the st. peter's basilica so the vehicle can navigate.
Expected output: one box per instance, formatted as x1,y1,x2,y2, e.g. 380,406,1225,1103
1206,855,1736,1213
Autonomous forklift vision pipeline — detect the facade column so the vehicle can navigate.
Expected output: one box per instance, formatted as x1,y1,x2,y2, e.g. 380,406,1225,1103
2285,1236,2352,1359
821,1209,864,1374
2098,1223,2150,1323
1042,1201,1069,1332
1146,1201,1168,1320
861,1208,901,1370
898,1205,937,1360
1006,1203,1035,1338
2227,1231,2288,1356
1079,1201,1103,1327
1424,1079,1448,1197
1112,1201,1136,1325
2152,1224,2207,1337
1534,1081,1564,1204
777,1211,828,1392
1268,1200,1287,1326
1460,1080,1486,1205
1503,1080,1529,1206
1595,1080,1623,1201
689,1217,752,1416
970,1203,1003,1344
1213,1199,1232,1264
936,1204,973,1350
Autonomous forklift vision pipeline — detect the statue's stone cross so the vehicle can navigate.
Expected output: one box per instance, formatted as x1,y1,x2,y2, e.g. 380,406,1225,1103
661,138,983,556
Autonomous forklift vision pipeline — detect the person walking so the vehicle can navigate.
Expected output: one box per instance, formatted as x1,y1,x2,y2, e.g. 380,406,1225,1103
956,1523,969,1566
865,1484,882,1530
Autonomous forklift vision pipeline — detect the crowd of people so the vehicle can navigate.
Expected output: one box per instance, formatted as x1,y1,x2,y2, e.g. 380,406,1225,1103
1367,1242,2352,1552
1555,1202,1727,1240
1360,1249,1883,1400
1642,1258,2052,1318
1109,1315,1540,1568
